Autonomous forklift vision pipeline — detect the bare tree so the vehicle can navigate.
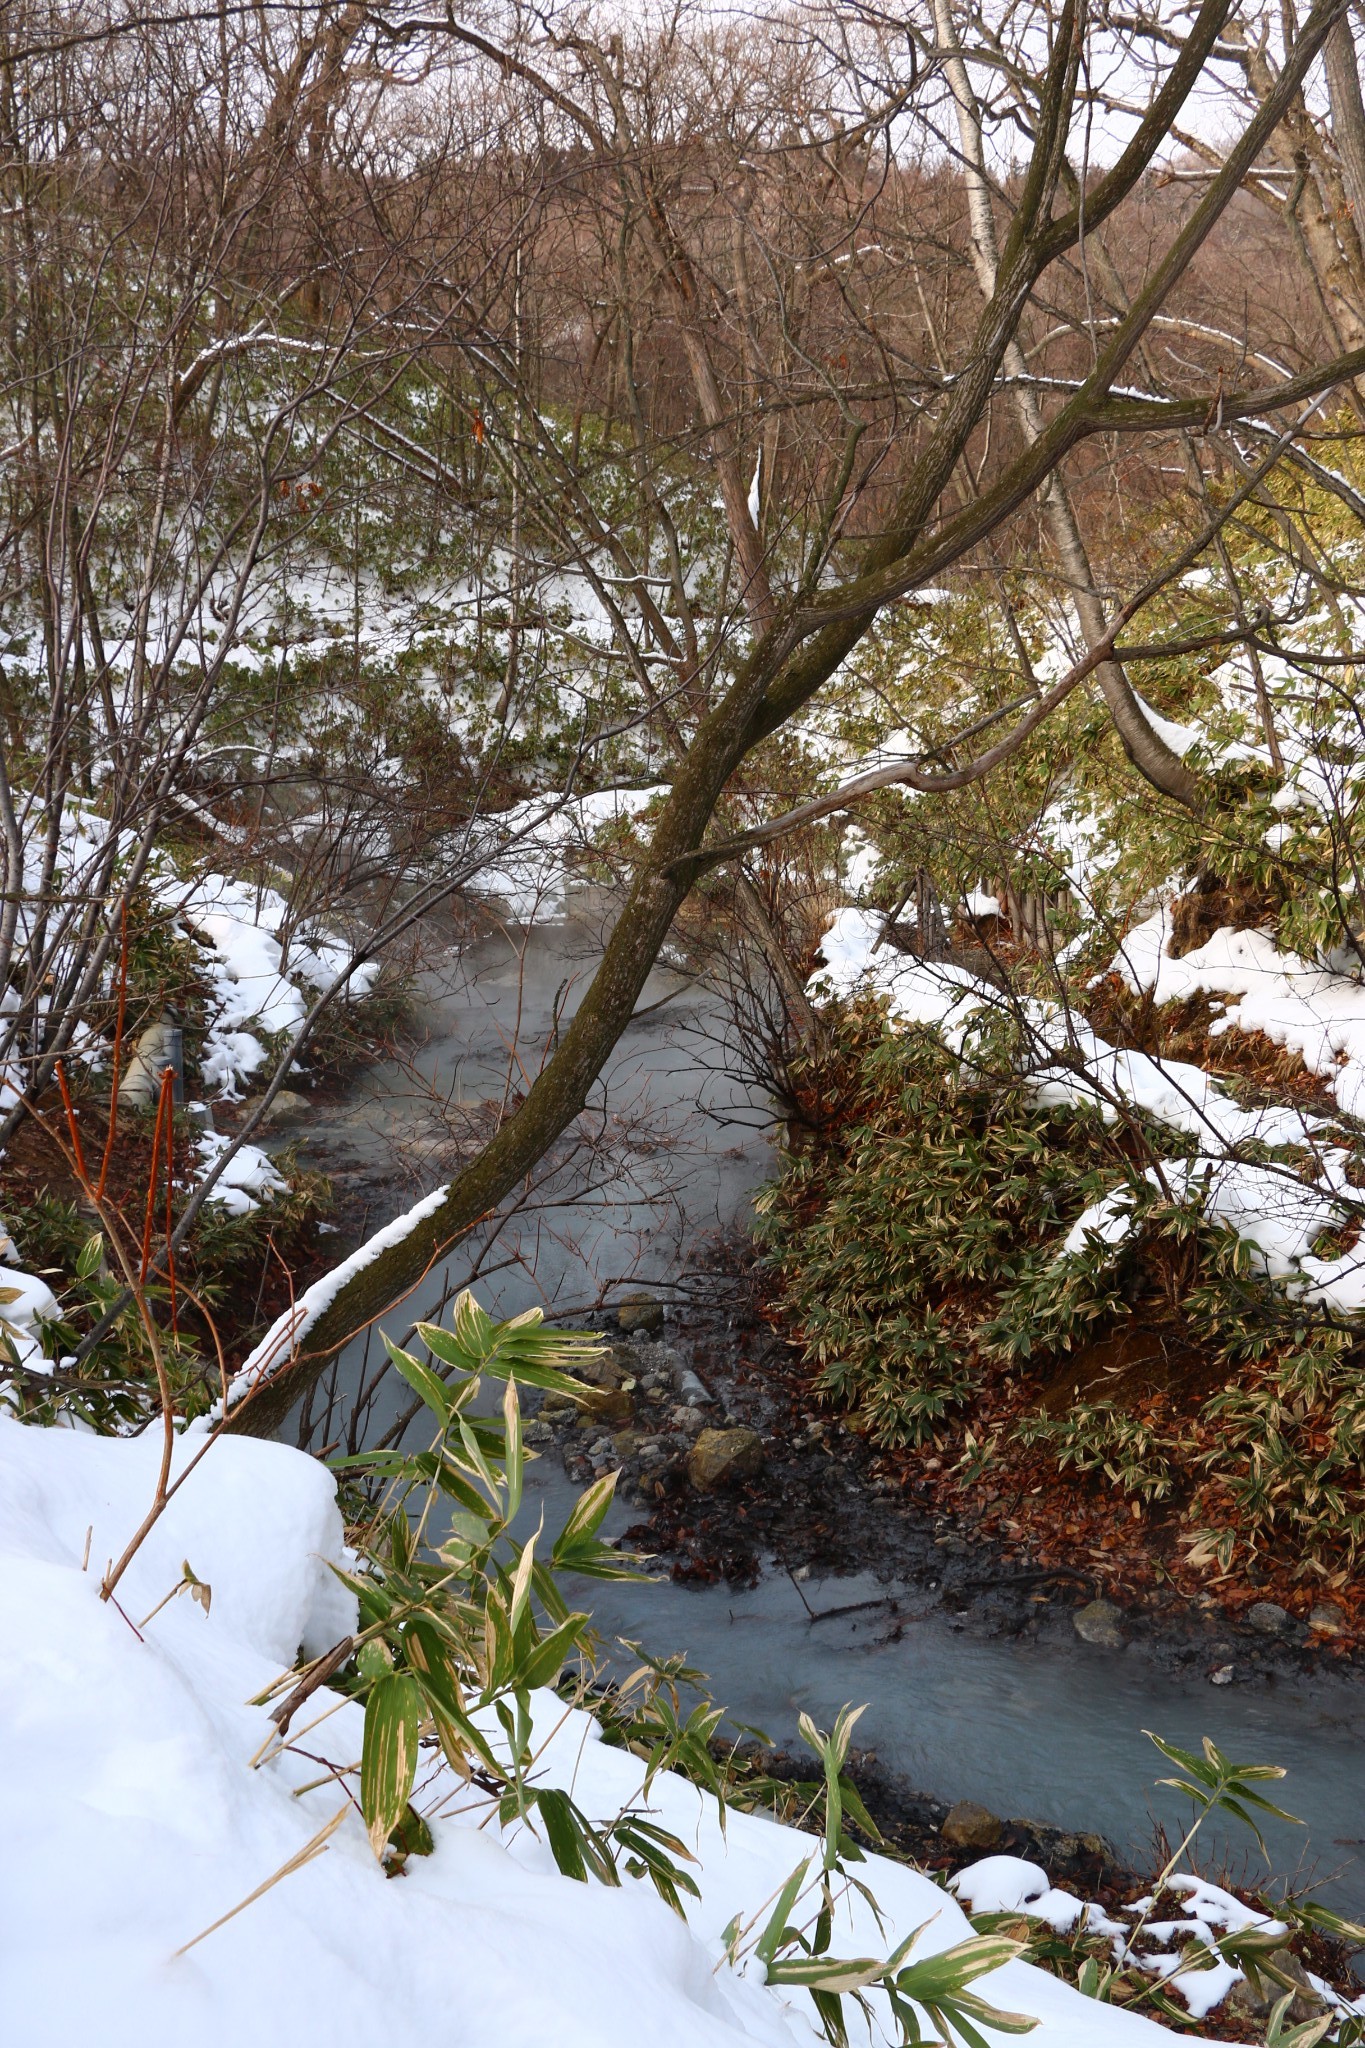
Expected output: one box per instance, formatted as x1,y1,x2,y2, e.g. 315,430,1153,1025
197,0,1365,1432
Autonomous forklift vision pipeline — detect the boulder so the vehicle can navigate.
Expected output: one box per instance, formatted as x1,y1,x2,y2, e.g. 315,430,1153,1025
616,1293,664,1335
1046,1831,1112,1865
1246,1600,1293,1637
686,1426,765,1491
1227,1949,1327,2025
258,1089,311,1127
1072,1599,1124,1647
575,1385,633,1425
1308,1601,1347,1635
574,1352,626,1391
675,1367,715,1407
941,1801,1003,1851
668,1405,708,1436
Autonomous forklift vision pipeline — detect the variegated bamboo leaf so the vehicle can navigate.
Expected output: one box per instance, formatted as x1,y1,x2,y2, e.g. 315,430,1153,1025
360,1671,421,1859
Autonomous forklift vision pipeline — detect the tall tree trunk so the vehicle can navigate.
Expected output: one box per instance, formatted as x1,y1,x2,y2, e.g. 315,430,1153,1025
931,0,1200,808
1325,14,1365,264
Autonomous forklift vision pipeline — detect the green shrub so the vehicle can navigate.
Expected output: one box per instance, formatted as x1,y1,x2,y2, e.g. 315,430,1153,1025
761,1008,1365,1569
759,1019,1120,1446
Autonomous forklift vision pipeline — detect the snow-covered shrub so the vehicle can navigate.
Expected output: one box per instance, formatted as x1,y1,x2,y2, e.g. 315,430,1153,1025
760,1003,1365,1574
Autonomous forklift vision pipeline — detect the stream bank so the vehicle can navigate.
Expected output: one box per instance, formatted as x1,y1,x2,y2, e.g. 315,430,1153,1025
526,1299,1365,1920
270,904,1365,1924
541,1272,1363,1692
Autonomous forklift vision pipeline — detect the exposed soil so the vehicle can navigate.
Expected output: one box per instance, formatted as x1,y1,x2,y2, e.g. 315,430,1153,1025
1033,1320,1224,1414
1086,971,1342,1116
0,1088,338,1371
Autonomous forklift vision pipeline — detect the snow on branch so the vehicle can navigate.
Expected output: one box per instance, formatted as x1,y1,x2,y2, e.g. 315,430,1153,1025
224,1185,451,1411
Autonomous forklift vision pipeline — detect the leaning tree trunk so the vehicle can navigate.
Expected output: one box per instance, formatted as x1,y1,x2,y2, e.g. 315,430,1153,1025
224,0,1346,1431
225,659,782,1435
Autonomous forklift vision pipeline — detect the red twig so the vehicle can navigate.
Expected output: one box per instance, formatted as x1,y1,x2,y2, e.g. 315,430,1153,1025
140,1067,173,1283
97,906,129,1203
53,1059,89,1184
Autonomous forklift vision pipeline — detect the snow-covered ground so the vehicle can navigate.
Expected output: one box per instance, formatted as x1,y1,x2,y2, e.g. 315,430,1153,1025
0,797,379,1109
152,865,381,1099
1115,907,1365,1124
0,1407,1189,2048
469,785,669,921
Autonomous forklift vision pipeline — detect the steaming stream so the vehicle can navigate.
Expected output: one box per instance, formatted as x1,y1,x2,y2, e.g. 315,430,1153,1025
298,904,1365,1917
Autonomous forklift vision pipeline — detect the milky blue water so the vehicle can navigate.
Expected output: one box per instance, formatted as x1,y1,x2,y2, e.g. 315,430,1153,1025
311,900,1365,1919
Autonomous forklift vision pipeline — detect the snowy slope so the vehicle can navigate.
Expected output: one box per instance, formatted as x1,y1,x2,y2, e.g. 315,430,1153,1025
810,906,1365,1313
0,1414,1187,2048
1115,906,1365,1122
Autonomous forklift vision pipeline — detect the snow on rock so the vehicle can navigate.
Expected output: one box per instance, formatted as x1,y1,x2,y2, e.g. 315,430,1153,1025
194,1129,287,1217
951,1854,1055,1914
0,1415,1183,2048
1114,907,1365,1122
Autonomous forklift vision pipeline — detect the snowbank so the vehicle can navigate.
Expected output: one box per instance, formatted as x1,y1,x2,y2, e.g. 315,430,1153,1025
812,907,988,1033
0,1415,1180,2048
154,866,380,1098
1115,908,1365,1122
1065,1153,1365,1313
0,796,379,1104
0,1263,61,1373
812,910,1315,1151
811,907,1365,1310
